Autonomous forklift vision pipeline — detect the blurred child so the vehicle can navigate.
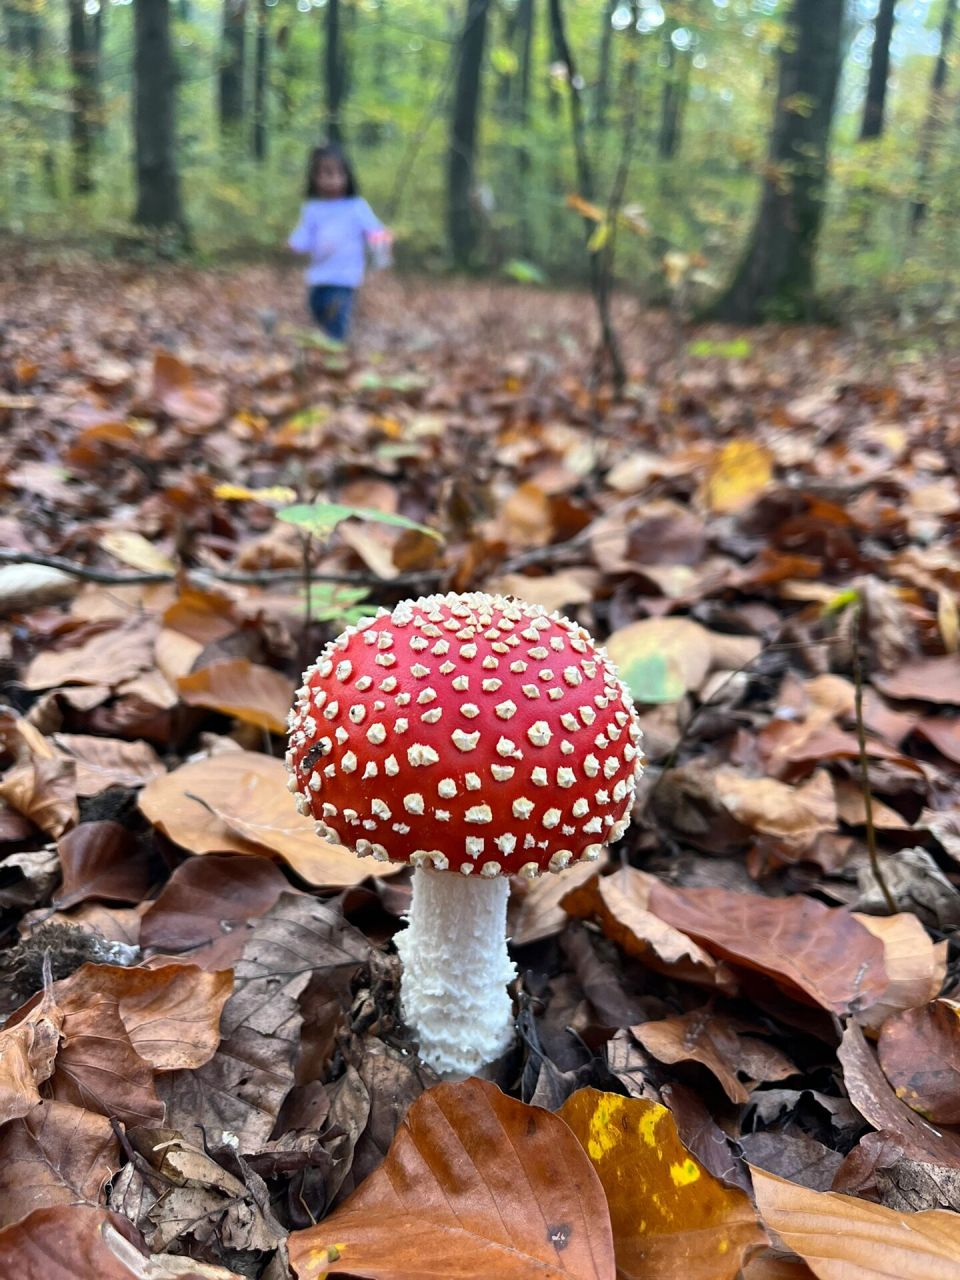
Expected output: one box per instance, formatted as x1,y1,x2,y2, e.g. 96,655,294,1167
288,144,392,342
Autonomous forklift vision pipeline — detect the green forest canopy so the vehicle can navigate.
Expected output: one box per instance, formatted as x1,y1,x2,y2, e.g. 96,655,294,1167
2,0,959,313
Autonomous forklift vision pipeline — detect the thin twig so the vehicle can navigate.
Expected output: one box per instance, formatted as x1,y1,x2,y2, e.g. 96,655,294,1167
850,596,897,913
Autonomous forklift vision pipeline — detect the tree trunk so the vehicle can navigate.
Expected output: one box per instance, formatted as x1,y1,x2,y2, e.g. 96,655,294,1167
133,0,187,232
594,0,615,126
325,0,345,143
251,0,268,160
514,0,535,254
219,0,246,130
910,0,958,229
658,22,691,158
447,0,491,269
68,0,102,193
707,0,844,324
859,0,896,140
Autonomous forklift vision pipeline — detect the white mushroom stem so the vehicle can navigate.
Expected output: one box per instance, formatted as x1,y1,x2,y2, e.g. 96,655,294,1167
394,867,517,1078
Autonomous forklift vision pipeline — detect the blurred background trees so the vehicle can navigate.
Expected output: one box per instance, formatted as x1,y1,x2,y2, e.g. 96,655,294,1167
1,0,959,321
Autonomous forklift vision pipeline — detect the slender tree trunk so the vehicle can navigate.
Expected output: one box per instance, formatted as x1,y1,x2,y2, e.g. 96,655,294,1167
707,0,844,323
325,0,345,143
219,0,246,130
68,0,102,193
548,0,626,394
447,0,491,269
910,0,958,229
133,0,187,232
251,0,268,160
515,0,535,255
658,22,691,158
594,0,615,126
860,0,896,140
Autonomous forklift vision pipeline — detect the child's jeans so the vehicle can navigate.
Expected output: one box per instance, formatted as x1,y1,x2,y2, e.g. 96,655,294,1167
308,285,354,341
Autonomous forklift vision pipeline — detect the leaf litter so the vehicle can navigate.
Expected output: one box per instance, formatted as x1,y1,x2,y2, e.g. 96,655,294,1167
1,265,960,1276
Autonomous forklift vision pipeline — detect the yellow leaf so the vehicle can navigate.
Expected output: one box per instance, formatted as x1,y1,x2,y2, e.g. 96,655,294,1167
99,531,176,575
588,220,611,253
213,483,298,504
702,441,773,514
559,1089,766,1278
565,192,605,223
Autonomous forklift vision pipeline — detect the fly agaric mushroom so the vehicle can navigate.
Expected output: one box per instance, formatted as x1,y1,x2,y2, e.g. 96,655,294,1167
286,592,643,1076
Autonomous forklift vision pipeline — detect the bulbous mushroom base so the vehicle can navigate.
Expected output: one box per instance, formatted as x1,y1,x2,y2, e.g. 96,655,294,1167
394,867,517,1078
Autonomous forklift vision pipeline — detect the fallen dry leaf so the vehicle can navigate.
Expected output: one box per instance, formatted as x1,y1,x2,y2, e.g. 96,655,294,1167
54,821,155,909
877,1000,960,1126
560,867,732,991
647,882,887,1016
853,911,947,1033
139,751,397,886
177,658,294,734
558,1088,766,1278
289,1077,616,1280
632,1010,796,1104
750,1164,960,1280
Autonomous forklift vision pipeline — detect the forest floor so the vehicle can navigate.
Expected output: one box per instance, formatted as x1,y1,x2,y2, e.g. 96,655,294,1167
0,262,959,1279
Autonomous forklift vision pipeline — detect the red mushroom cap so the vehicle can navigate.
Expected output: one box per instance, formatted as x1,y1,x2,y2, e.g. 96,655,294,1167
287,592,643,878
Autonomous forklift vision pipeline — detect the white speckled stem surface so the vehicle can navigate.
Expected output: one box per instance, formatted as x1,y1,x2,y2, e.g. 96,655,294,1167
395,867,517,1077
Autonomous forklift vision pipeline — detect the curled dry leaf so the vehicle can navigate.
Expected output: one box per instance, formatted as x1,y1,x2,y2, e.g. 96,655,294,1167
632,1010,797,1104
0,1101,120,1228
647,882,887,1016
557,1088,766,1279
176,658,294,735
837,1023,960,1168
853,911,947,1034
750,1165,960,1280
139,751,398,886
711,769,836,856
0,986,63,1124
560,867,732,992
878,1000,960,1126
289,1077,616,1280
0,755,78,837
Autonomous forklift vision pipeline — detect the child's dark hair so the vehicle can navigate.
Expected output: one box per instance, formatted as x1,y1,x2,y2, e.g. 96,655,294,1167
305,143,358,198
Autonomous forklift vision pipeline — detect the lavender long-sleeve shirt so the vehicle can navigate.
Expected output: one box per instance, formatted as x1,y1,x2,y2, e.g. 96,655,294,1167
288,197,384,288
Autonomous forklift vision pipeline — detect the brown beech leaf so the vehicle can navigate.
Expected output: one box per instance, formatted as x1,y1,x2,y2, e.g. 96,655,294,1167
0,756,78,837
633,1010,796,1104
558,1089,766,1279
288,1077,615,1280
140,853,290,968
872,656,960,705
509,858,607,946
750,1165,960,1279
0,1101,119,1228
160,893,369,1153
139,751,397,886
914,718,960,765
837,1023,960,1167
560,867,733,992
647,883,887,1016
0,1204,245,1279
50,733,165,797
853,911,947,1033
712,768,836,854
0,987,63,1124
878,1001,960,1125
23,618,156,691
54,821,155,909
177,659,294,734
